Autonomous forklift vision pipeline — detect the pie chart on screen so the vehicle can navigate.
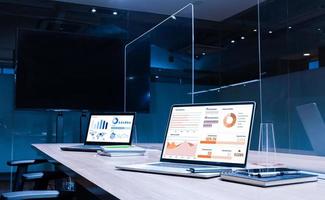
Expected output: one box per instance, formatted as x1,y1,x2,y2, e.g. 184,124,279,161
223,113,237,128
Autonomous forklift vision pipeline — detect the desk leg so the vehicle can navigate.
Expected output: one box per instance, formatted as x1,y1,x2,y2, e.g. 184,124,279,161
57,165,119,200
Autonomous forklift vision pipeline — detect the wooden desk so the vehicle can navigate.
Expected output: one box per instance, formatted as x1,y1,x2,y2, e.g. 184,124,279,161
33,144,325,200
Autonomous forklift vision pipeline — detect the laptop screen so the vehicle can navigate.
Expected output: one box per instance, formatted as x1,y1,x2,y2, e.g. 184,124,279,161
161,102,255,166
85,113,135,145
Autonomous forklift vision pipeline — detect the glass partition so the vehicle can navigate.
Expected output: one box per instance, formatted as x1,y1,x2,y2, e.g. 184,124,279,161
192,1,261,150
256,0,325,174
259,0,325,157
125,4,194,143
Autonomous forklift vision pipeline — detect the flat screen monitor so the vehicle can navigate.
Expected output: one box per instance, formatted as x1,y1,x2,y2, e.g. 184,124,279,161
16,29,150,112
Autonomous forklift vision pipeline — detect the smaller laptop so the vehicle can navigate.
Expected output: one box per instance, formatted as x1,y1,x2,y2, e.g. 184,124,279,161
61,113,135,152
116,102,256,178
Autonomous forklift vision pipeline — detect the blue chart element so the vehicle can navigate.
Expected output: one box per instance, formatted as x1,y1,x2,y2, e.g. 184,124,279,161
112,117,119,124
93,120,109,130
110,132,116,139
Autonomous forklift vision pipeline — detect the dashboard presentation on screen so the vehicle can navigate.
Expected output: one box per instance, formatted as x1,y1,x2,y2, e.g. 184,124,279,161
86,115,134,143
162,104,254,164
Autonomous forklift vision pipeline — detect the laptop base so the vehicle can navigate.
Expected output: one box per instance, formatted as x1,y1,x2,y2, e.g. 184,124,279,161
116,162,229,178
60,145,100,152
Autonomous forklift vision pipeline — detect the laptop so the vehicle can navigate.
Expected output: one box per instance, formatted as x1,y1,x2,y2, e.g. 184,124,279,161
61,113,135,152
296,103,325,156
116,102,256,178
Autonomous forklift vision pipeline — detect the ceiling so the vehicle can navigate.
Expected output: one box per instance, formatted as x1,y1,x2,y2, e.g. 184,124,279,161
56,0,261,21
2,0,320,86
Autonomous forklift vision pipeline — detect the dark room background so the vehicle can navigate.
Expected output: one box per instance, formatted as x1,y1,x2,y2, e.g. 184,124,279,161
1,0,325,174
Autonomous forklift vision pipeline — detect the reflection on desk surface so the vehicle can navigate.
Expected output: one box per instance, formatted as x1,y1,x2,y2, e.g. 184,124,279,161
32,143,325,200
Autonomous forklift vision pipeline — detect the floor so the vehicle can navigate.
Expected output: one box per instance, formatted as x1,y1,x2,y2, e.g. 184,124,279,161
0,181,9,194
0,181,36,193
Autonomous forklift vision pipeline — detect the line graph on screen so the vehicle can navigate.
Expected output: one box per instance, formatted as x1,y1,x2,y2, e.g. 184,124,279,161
164,141,197,157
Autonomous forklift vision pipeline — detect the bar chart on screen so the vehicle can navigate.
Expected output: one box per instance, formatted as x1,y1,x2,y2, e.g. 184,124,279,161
92,120,109,130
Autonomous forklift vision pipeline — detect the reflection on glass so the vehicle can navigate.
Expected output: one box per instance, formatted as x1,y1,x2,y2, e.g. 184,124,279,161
256,122,280,167
259,0,325,156
258,123,276,153
124,4,194,143
296,103,325,156
192,1,260,150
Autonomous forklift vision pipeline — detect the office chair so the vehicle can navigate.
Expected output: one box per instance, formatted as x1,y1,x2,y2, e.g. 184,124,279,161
7,159,48,191
0,159,72,200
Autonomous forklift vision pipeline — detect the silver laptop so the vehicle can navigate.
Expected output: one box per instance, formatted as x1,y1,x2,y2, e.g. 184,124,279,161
296,103,325,156
61,113,135,152
116,102,256,178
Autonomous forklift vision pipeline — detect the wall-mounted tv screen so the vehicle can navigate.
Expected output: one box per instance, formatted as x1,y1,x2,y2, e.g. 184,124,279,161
16,29,150,112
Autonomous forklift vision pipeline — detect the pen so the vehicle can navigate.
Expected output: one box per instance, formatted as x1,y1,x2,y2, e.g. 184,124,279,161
235,171,258,176
257,171,301,178
257,171,281,178
235,170,301,178
281,171,300,175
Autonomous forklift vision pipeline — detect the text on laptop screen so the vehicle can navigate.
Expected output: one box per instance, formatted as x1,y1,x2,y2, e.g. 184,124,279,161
86,115,134,143
162,104,254,164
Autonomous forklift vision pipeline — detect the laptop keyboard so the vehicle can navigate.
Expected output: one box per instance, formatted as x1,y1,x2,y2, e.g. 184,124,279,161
149,162,215,169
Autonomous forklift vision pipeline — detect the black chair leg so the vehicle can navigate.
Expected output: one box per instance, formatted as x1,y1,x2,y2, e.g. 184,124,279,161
34,178,50,190
13,165,28,191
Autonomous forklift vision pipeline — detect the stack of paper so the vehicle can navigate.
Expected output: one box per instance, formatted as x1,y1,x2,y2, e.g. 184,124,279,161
98,145,146,157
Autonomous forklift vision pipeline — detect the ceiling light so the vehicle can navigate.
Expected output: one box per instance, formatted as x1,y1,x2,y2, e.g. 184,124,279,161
268,30,273,34
317,28,321,31
288,26,292,29
202,52,206,56
113,11,118,15
303,53,311,57
231,40,235,44
171,15,176,20
91,8,96,13
155,75,159,79
241,36,245,40
253,29,257,32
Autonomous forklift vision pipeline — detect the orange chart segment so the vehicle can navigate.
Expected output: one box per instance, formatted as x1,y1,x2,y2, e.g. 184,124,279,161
223,113,237,128
165,142,197,157
197,152,232,160
200,136,217,144
197,152,212,159
200,138,245,145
